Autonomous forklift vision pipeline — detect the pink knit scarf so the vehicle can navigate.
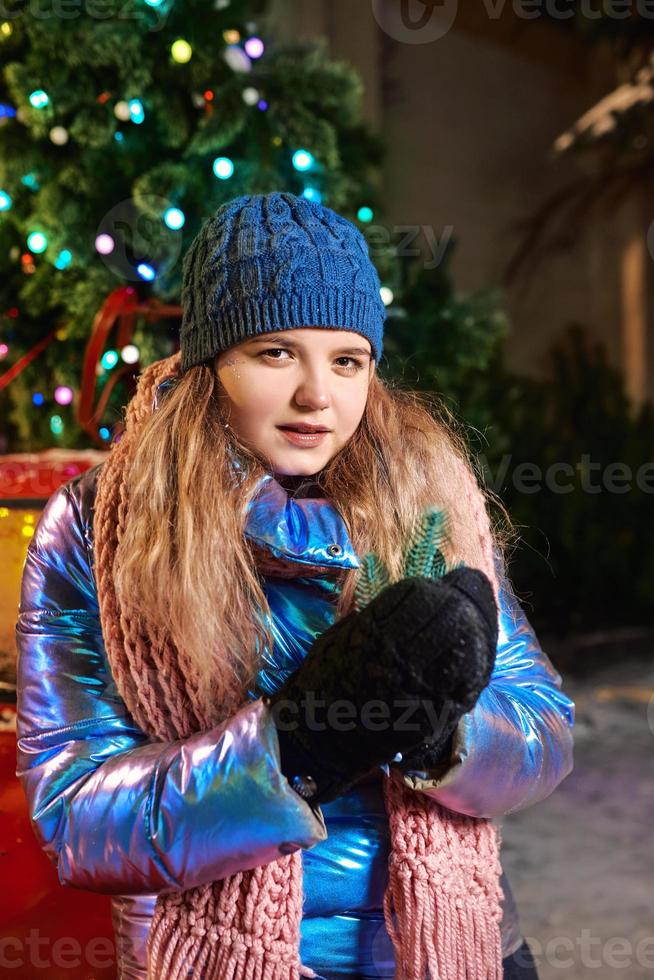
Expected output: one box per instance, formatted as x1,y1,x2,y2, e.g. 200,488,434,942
93,354,504,979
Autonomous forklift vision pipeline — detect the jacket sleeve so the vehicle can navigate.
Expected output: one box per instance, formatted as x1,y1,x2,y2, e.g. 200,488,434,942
15,479,327,896
394,564,575,819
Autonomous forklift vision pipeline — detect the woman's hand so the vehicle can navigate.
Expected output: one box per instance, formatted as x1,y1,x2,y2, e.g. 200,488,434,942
267,566,498,805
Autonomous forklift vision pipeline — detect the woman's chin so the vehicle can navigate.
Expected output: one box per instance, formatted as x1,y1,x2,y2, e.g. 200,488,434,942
273,463,321,479
272,453,333,481
270,449,332,478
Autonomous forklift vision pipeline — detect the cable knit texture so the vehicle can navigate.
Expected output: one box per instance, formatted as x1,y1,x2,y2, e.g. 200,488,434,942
179,192,387,371
93,352,504,980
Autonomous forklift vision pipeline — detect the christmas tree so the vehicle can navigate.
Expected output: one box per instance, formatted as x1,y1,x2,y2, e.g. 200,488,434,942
0,1,391,450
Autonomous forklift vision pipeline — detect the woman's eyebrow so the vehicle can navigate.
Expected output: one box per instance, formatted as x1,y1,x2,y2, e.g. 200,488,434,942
246,336,372,357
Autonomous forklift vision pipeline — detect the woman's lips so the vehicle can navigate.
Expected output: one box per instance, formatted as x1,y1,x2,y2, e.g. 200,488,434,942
277,427,329,447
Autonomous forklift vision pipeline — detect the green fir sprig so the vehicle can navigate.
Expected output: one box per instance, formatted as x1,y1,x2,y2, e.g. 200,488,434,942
353,506,464,611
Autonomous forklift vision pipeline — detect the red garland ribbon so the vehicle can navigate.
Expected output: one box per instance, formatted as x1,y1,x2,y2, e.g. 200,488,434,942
0,328,60,393
78,285,182,445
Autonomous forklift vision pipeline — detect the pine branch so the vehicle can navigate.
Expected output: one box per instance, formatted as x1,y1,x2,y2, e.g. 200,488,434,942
353,506,463,612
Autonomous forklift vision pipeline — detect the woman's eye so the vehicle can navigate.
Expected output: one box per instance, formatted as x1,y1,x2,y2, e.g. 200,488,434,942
260,348,290,361
259,349,364,373
335,357,364,373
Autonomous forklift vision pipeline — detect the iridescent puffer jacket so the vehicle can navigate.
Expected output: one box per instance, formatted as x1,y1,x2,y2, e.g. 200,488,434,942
15,450,575,979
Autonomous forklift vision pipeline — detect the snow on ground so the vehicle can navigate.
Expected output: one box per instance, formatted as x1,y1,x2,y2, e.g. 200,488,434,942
500,656,654,979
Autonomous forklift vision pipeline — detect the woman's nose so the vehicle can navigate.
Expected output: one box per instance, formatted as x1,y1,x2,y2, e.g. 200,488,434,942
293,374,331,409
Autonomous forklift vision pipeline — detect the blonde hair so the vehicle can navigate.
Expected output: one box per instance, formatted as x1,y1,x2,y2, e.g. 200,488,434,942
112,356,516,718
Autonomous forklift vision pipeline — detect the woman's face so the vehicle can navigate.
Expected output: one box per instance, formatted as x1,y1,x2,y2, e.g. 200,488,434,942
214,327,375,477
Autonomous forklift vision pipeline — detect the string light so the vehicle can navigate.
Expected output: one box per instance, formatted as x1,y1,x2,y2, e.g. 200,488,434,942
54,249,72,269
54,385,73,405
101,350,119,369
223,45,251,73
27,231,47,253
164,207,185,229
95,234,114,255
380,286,394,306
50,415,64,435
0,190,11,211
242,87,259,106
171,39,192,63
357,206,374,223
50,126,69,145
244,37,264,59
137,262,156,281
120,344,139,364
29,90,49,109
213,156,234,179
114,101,131,121
129,99,144,124
292,149,314,172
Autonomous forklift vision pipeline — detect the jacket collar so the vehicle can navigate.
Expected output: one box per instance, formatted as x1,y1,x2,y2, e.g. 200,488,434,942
231,449,360,577
243,472,360,576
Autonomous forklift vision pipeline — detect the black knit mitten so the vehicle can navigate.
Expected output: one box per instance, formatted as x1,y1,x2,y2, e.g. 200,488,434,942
266,566,498,805
397,729,455,775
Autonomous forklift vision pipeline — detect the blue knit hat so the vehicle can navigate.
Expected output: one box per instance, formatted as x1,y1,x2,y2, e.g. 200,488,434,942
179,192,386,372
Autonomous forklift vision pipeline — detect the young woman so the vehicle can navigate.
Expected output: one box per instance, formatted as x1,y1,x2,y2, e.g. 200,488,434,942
16,191,574,980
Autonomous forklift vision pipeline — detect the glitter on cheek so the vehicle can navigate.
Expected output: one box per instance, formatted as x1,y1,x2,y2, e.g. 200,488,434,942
223,356,241,379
